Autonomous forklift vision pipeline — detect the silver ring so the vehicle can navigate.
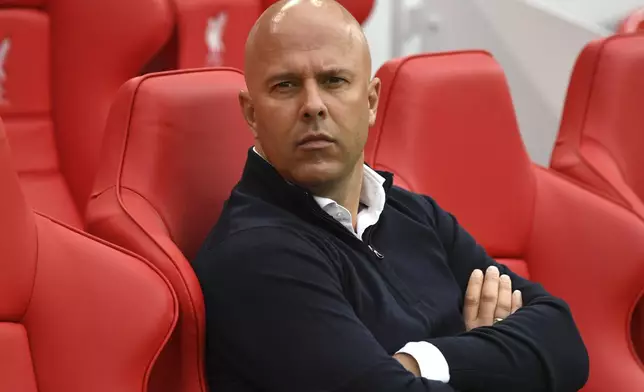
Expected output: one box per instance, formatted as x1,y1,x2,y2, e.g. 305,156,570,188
493,317,504,324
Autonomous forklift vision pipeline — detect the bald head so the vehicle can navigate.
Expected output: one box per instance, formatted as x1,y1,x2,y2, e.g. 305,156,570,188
244,0,372,86
237,0,381,196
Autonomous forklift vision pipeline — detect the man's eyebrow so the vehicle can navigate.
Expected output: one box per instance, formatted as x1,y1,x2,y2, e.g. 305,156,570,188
264,68,354,86
318,68,354,78
265,72,300,86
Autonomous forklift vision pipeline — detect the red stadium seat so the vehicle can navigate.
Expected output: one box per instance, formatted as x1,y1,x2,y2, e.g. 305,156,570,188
144,0,261,73
174,0,260,69
366,51,644,392
618,8,644,33
0,119,178,391
86,68,254,392
550,34,644,362
550,34,644,220
260,0,375,24
0,0,174,227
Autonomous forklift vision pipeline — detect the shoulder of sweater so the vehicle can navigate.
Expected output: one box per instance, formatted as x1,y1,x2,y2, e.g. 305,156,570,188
387,185,440,224
205,222,333,262
194,223,343,283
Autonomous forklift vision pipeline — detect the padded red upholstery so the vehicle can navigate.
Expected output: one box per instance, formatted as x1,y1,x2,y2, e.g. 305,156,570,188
173,0,260,69
0,119,178,390
0,4,77,226
367,51,644,391
142,0,261,74
0,0,173,227
260,0,375,24
619,8,644,33
86,68,254,392
550,34,644,220
550,33,644,364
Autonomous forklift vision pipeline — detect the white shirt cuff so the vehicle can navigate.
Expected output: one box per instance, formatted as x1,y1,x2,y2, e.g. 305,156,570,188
396,341,450,383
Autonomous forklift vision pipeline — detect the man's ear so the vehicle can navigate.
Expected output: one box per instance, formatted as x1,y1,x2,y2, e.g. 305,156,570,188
367,77,381,127
239,90,258,138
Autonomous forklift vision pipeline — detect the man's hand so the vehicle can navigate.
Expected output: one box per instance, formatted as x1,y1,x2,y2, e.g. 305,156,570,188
464,266,522,331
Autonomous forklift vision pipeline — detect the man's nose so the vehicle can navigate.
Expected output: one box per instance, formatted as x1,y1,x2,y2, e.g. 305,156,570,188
301,81,328,121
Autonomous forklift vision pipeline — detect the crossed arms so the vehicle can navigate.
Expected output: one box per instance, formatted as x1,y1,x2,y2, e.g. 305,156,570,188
198,201,589,391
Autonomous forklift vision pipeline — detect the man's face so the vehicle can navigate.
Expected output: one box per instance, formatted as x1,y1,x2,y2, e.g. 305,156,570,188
241,17,379,191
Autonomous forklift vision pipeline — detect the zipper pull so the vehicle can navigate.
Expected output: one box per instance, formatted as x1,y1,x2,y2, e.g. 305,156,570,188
368,245,384,259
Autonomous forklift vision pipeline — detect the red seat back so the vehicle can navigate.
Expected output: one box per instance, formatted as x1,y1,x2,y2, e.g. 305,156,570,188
0,0,173,227
175,0,260,69
260,0,375,24
86,68,254,392
619,8,644,33
367,51,644,391
0,118,178,391
550,34,644,363
550,34,644,220
366,52,535,277
143,0,261,73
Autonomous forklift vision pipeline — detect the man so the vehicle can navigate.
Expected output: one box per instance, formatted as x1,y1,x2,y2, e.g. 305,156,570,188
193,0,589,390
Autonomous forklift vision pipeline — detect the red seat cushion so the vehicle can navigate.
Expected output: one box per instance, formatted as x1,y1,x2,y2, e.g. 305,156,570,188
367,51,644,391
87,67,254,392
0,118,178,391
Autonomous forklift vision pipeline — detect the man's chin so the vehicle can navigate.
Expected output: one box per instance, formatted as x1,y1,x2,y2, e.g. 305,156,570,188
290,161,344,191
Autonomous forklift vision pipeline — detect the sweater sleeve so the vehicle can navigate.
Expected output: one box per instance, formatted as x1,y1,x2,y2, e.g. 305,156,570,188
424,196,590,392
196,227,457,392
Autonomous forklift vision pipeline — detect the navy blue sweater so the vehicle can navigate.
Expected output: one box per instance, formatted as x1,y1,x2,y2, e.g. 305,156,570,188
193,149,589,391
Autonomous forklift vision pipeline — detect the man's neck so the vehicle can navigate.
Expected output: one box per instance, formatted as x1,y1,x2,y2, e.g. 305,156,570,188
313,162,364,229
251,146,365,227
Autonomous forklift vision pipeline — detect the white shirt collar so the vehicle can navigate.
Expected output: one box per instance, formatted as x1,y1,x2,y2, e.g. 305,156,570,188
252,147,386,240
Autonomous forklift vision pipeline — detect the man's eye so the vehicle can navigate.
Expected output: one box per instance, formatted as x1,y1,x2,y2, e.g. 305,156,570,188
275,81,295,89
325,77,346,86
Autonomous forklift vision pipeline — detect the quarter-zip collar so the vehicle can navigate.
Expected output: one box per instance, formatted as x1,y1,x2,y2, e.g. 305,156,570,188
237,147,394,230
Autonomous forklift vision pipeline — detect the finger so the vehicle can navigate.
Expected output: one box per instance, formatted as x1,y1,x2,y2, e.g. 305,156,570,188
511,290,523,314
494,274,513,319
478,266,500,325
463,269,484,326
